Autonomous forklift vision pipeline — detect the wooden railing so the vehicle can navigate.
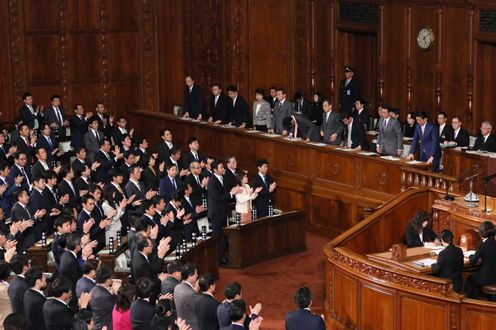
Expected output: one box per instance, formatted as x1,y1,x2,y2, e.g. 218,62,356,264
400,167,459,194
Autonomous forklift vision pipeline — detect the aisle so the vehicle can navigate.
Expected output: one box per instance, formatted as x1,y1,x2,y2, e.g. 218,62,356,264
215,232,328,330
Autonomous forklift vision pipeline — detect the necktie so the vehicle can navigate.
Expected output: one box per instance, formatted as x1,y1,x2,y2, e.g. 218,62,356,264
94,131,99,143
218,176,223,186
20,167,30,186
23,204,32,219
69,182,76,195
194,153,199,161
0,145,4,154
215,96,218,107
454,130,458,139
56,108,63,125
347,125,352,147
382,119,387,131
326,113,330,123
262,175,267,186
172,178,177,189
421,125,425,136
51,189,57,201
47,136,53,148
186,197,192,207
196,176,200,186
135,182,141,192
278,102,282,110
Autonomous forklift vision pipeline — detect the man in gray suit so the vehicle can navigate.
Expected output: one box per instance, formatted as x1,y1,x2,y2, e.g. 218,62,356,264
376,105,404,156
43,94,69,138
90,267,117,330
271,88,294,135
174,263,200,329
161,260,182,294
83,117,104,162
75,259,98,298
320,100,343,145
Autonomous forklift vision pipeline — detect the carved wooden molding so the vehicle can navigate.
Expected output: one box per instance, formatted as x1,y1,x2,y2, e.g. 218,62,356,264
375,171,390,185
140,0,159,111
99,0,110,107
331,250,456,297
8,0,27,106
59,0,69,101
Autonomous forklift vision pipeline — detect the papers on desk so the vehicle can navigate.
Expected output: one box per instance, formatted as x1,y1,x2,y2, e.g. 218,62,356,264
358,151,377,156
412,258,437,267
466,150,490,157
261,133,281,138
463,250,475,258
406,160,424,165
307,142,327,147
380,155,401,161
244,130,260,133
179,117,194,121
335,147,355,152
403,137,413,141
283,137,303,141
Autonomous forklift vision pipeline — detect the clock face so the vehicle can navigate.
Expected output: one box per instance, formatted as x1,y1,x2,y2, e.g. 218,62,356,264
417,28,434,49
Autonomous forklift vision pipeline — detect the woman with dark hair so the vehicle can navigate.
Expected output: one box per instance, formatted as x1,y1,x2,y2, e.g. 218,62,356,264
404,211,438,247
0,261,12,324
403,112,417,138
309,92,324,126
431,229,464,292
112,282,135,330
235,172,262,224
142,155,164,192
252,88,271,132
465,221,496,298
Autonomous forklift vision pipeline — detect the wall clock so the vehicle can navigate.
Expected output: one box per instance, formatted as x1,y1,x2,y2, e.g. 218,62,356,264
417,27,434,50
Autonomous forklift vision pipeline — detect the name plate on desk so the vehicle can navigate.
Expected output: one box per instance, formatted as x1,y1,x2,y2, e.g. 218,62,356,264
261,133,282,138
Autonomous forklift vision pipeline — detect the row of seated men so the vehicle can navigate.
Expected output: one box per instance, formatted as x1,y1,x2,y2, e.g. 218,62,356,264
404,211,496,299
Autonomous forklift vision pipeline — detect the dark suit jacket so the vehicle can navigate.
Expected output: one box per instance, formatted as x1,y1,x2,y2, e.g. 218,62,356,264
217,301,255,329
96,113,113,139
161,276,180,295
23,288,47,330
90,285,116,330
446,127,470,147
344,119,368,149
71,158,91,176
83,129,104,162
36,134,58,161
75,276,96,299
29,188,52,234
0,143,14,166
196,293,220,330
31,160,52,179
69,114,88,148
112,126,128,147
473,134,496,152
159,176,179,202
285,308,325,330
125,180,146,202
182,150,206,170
43,298,75,330
185,174,205,207
410,123,441,171
207,175,231,220
321,111,343,145
10,202,37,251
142,166,161,192
185,84,206,119
15,136,35,166
131,250,164,283
223,168,239,195
228,95,249,127
250,174,274,218
209,93,230,123
353,108,371,130
0,176,20,216
432,244,464,292
130,298,155,330
94,150,116,184
43,105,67,136
8,275,28,315
469,237,496,285
19,104,43,129
58,179,79,209
438,124,454,143
164,203,185,249
306,102,324,126
51,233,64,269
289,114,319,141
339,78,359,114
6,164,31,192
59,250,82,286
404,225,437,248
157,141,179,164
74,176,91,192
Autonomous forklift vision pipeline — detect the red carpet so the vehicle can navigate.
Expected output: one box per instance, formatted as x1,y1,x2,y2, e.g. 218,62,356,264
215,233,328,329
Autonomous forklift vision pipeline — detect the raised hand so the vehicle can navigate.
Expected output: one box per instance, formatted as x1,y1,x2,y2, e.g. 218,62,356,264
255,186,263,193
250,302,262,315
145,190,157,200
248,316,263,330
79,292,92,309
150,225,159,240
83,218,94,233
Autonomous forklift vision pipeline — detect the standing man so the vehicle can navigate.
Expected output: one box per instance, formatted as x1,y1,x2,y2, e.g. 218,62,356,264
353,98,370,130
183,75,206,120
406,111,441,172
341,114,368,150
208,84,229,124
271,88,294,135
226,85,249,128
437,112,453,144
43,94,69,138
285,287,325,330
376,105,404,156
70,104,92,149
19,92,44,130
339,66,359,115
251,159,276,218
320,100,343,145
207,160,241,265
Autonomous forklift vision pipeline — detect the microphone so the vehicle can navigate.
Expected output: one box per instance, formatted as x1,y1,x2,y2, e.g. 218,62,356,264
481,172,496,183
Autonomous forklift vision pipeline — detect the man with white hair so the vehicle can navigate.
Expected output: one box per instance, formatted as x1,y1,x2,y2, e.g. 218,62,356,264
473,121,496,152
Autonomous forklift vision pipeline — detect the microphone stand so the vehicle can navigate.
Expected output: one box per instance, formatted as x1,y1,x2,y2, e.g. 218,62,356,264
464,173,480,208
480,172,496,212
444,168,471,201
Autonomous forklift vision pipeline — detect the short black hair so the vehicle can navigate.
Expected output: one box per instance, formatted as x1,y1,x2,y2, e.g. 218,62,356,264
187,136,198,146
211,160,222,172
226,85,238,93
3,313,25,330
54,215,72,230
438,111,448,118
224,282,242,299
198,273,215,292
256,159,268,168
50,277,72,297
181,263,197,280
415,111,428,119
82,259,99,275
480,221,495,239
0,261,11,281
135,277,154,298
9,254,29,275
228,299,246,322
25,266,43,288
136,235,151,252
44,170,58,181
255,88,265,96
50,94,61,102
22,92,32,100
96,266,113,284
167,260,183,274
65,233,81,251
294,286,312,308
440,229,454,245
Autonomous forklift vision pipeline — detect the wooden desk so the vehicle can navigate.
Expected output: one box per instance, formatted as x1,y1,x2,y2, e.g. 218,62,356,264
222,211,306,269
179,236,219,278
27,237,53,272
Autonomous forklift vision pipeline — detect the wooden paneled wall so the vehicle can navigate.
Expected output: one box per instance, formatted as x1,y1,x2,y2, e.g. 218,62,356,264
3,1,496,135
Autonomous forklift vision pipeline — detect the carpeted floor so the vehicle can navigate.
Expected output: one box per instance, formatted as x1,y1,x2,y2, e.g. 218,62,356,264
215,232,328,330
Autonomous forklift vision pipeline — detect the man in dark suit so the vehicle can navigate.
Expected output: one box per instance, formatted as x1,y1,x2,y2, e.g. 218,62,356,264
179,183,201,241
7,254,30,315
208,84,229,124
94,139,122,184
7,151,31,194
437,112,454,144
282,115,319,141
37,123,60,163
58,166,79,209
29,175,53,237
11,189,44,252
157,128,179,163
94,102,113,139
161,260,182,294
43,277,91,330
446,116,470,147
207,160,241,264
0,132,16,166
186,161,207,207
341,113,369,150
265,86,277,109
125,165,155,203
69,104,91,149
182,137,206,170
224,156,239,194
272,88,294,135
320,100,343,145
112,116,133,147
43,94,69,138
0,162,22,217
294,92,311,117
51,216,72,270
90,267,117,330
164,195,191,249
31,148,56,179
75,259,98,299
376,105,404,156
196,273,220,330
226,85,249,127
19,92,43,130
251,159,276,218
15,123,36,166
131,235,167,285
285,287,325,330
339,66,359,115
473,120,496,152
183,75,206,120
130,277,156,330
219,299,261,330
74,164,92,192
407,111,442,172
159,164,180,202
431,230,464,293
352,98,371,130
59,233,84,287
23,266,47,330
